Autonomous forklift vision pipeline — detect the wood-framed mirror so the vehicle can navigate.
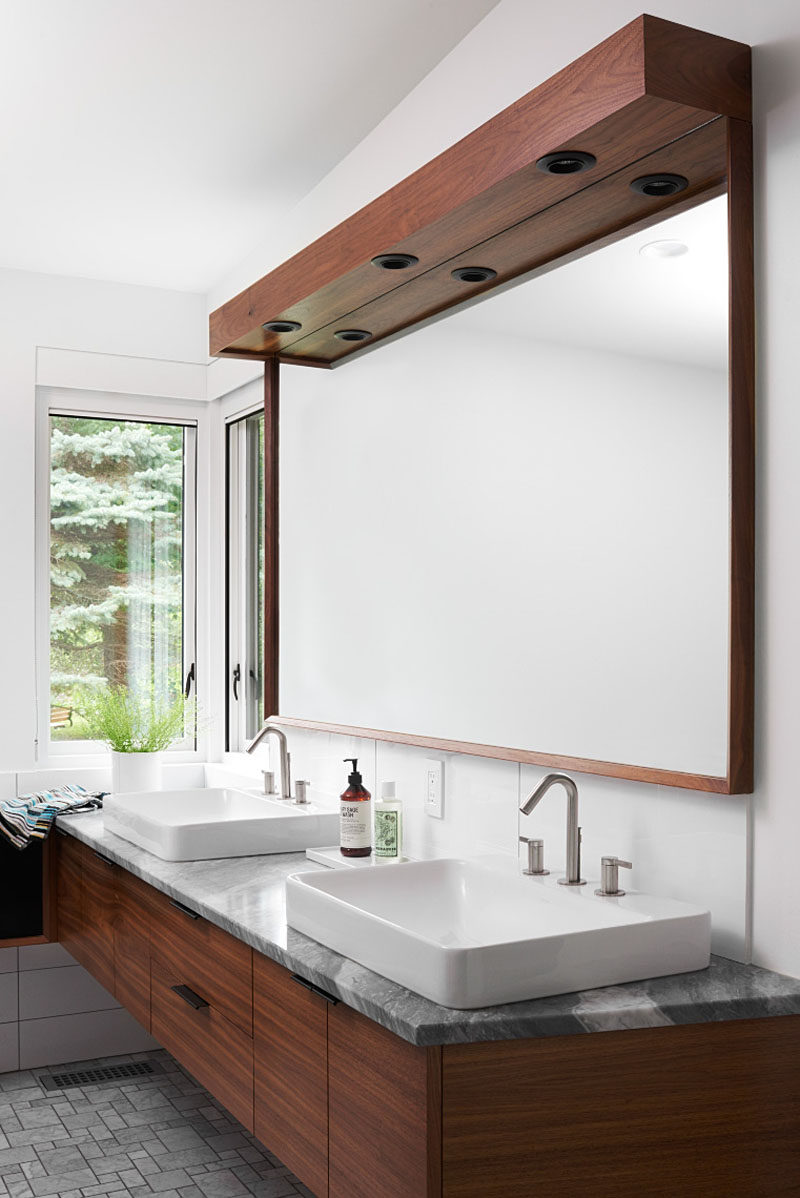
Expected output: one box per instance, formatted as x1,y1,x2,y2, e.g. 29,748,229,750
211,16,754,794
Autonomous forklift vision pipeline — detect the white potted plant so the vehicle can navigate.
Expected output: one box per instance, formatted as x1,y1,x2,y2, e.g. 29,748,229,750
81,686,191,793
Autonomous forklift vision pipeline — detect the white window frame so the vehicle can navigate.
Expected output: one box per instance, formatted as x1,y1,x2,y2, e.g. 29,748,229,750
219,380,265,753
35,386,211,765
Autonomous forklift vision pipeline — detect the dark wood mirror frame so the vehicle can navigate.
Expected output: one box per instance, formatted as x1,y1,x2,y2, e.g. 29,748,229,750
211,15,754,795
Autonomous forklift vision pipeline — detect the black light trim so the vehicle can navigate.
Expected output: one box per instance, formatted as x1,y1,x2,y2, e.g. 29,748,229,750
630,174,688,198
334,329,372,342
371,253,419,270
451,266,497,284
535,150,596,175
262,320,302,334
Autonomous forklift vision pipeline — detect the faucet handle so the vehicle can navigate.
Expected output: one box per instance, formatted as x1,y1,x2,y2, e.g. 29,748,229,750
519,836,549,877
294,780,310,805
261,770,276,796
595,855,632,897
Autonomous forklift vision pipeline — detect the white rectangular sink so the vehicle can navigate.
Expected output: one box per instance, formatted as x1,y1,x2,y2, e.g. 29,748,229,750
104,788,339,861
286,858,711,1008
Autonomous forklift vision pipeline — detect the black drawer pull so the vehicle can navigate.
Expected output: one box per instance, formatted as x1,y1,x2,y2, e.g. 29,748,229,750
170,984,209,1010
93,851,117,869
169,899,200,920
291,973,339,1005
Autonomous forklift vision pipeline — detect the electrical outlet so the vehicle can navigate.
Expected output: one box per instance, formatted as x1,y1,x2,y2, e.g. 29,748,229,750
425,759,444,819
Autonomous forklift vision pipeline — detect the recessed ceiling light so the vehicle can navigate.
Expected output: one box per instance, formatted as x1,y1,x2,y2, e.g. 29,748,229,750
451,266,497,283
334,329,372,342
262,320,301,333
639,240,689,260
630,173,688,198
371,253,419,270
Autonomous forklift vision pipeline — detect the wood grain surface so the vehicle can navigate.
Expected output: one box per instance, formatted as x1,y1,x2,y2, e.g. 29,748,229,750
209,15,750,361
113,867,154,1030
442,1017,800,1196
328,1002,441,1198
254,953,329,1197
151,959,254,1132
148,886,253,1035
726,117,755,795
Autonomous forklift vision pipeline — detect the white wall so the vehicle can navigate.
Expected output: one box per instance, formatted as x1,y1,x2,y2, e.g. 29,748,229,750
0,268,206,770
213,0,800,978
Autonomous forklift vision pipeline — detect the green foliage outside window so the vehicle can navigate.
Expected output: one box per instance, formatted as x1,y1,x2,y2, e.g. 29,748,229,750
50,415,187,742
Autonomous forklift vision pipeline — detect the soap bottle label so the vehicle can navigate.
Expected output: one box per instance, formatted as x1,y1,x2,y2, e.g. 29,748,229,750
340,800,372,850
374,809,399,858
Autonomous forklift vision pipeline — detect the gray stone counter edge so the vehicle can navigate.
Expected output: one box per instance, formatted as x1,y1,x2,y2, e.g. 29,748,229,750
55,815,800,1049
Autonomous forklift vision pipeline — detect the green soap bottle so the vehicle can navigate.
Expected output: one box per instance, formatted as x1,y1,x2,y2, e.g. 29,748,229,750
374,781,403,859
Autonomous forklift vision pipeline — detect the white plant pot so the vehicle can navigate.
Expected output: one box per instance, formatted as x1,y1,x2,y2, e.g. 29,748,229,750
111,750,162,794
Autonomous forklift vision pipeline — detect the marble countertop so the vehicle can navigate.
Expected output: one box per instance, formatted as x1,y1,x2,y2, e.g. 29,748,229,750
56,811,800,1048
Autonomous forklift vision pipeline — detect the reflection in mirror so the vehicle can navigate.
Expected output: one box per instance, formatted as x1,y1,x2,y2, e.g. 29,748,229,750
279,194,729,779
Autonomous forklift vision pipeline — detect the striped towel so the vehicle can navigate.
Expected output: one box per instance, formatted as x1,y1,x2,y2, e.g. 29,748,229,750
0,784,105,850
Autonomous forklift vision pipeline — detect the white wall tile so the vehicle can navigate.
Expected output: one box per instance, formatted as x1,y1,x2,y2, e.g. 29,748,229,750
16,768,111,796
519,767,749,961
18,943,76,971
0,1022,19,1073
256,727,374,809
19,1009,156,1070
0,948,18,974
18,965,119,1020
375,740,518,862
0,772,16,801
0,973,18,1024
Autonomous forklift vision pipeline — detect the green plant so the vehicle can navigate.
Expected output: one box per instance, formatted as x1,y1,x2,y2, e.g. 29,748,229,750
80,686,192,753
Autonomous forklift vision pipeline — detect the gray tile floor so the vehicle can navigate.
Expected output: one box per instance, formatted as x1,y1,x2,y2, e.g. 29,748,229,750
0,1051,314,1198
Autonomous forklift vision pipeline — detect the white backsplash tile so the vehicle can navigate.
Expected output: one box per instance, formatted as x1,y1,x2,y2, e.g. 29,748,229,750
19,965,119,1020
0,948,18,974
18,943,76,971
19,1009,156,1070
0,1022,18,1073
519,766,749,961
375,741,518,862
252,727,374,809
0,973,18,1024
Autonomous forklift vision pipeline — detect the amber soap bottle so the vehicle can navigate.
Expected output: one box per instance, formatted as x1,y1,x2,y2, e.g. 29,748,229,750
340,758,372,858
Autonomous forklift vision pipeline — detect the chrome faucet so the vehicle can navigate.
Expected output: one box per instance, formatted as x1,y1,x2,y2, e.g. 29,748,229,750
246,723,293,800
520,773,585,886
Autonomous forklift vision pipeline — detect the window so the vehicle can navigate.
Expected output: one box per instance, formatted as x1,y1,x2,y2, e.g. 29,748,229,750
226,409,265,748
47,411,196,748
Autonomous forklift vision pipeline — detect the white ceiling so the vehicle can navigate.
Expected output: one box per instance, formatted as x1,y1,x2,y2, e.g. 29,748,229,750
0,0,498,292
451,196,729,370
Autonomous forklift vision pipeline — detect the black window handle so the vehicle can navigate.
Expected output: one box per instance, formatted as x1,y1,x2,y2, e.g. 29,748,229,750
184,662,195,699
232,663,241,701
291,973,339,1005
170,984,209,1010
169,899,200,921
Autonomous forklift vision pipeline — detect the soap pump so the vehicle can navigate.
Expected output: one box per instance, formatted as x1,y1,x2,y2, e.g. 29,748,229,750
340,758,372,858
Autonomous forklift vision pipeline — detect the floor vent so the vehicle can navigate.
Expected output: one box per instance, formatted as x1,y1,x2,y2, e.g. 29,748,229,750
38,1059,163,1091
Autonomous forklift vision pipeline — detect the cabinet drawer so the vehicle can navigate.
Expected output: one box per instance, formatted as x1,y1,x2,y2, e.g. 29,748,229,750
254,952,329,1198
113,868,153,1030
149,888,253,1035
151,959,254,1131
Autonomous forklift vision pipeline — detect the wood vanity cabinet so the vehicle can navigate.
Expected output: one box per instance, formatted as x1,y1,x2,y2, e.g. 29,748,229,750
253,951,439,1198
55,832,115,993
148,885,255,1131
254,953,329,1196
55,839,800,1198
112,866,154,1029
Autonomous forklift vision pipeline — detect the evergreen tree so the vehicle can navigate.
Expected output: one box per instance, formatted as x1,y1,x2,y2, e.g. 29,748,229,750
49,416,184,734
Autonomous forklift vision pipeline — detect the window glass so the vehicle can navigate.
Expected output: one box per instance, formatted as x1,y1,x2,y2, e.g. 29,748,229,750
227,410,264,747
49,414,195,743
